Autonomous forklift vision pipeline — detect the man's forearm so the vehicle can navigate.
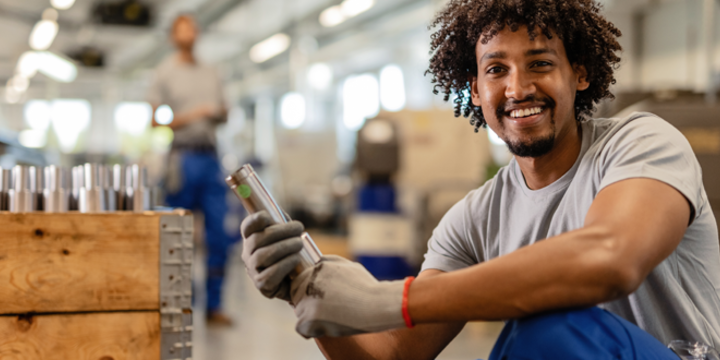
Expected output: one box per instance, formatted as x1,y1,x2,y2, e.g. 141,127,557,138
409,226,633,323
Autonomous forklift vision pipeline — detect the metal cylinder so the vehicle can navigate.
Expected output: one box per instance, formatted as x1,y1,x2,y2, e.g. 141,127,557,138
226,164,322,277
9,165,35,213
113,164,126,210
43,165,68,213
30,166,43,211
100,165,116,211
128,164,151,212
0,168,10,210
70,165,83,211
79,163,105,213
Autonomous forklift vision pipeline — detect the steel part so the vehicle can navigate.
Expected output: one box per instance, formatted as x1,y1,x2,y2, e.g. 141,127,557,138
70,166,83,211
79,163,106,213
30,166,43,211
100,166,117,211
0,169,10,210
9,166,35,213
113,164,126,210
43,165,68,213
159,214,193,360
130,165,151,212
226,164,322,277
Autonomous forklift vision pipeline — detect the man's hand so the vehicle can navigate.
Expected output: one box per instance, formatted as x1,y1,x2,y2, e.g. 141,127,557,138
290,255,406,338
241,211,305,301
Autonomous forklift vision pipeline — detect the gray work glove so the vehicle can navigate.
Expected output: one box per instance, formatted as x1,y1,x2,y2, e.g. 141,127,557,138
241,210,305,301
290,255,407,338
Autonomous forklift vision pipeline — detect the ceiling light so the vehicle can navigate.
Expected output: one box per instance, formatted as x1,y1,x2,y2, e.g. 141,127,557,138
319,6,345,27
17,51,40,78
51,0,76,10
19,130,47,149
36,51,77,83
24,100,52,131
343,74,379,131
380,64,406,112
114,102,152,136
280,92,306,129
249,33,291,63
155,104,174,125
341,0,374,17
308,63,333,90
29,19,58,51
9,75,29,93
51,99,91,153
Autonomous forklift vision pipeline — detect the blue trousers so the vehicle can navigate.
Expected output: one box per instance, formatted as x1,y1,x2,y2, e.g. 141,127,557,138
165,151,234,312
489,307,678,360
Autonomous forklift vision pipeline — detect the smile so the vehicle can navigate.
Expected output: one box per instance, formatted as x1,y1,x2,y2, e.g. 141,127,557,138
509,106,543,119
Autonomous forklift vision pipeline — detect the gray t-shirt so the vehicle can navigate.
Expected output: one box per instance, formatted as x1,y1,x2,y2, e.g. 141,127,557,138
147,55,224,148
422,112,720,346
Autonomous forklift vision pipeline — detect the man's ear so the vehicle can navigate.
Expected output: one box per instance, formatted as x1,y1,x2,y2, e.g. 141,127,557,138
574,64,590,92
470,76,482,107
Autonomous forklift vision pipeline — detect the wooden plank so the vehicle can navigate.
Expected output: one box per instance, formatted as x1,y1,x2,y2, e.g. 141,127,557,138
0,311,160,360
0,212,165,313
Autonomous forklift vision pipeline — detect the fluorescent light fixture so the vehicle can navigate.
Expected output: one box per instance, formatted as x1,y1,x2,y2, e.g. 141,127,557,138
319,6,345,27
115,102,152,136
4,87,21,104
36,51,77,83
17,51,40,78
24,100,52,131
320,0,375,27
308,63,333,90
51,0,76,10
250,33,291,63
341,0,374,17
19,130,47,148
9,75,29,93
280,92,306,129
51,99,91,153
380,64,406,112
29,20,58,50
343,74,379,131
155,104,174,125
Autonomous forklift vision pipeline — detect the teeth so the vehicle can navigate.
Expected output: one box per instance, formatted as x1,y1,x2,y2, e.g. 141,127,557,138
510,106,542,118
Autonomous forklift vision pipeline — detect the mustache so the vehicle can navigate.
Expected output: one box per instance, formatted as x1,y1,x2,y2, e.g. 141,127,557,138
495,95,557,120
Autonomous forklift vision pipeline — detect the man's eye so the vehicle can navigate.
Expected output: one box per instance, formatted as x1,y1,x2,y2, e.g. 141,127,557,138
532,61,552,68
487,66,504,74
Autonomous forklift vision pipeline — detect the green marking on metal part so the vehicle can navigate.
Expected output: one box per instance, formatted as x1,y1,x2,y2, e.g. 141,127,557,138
238,184,252,199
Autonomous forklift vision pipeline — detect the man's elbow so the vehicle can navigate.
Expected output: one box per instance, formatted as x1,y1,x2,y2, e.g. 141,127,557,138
589,234,645,300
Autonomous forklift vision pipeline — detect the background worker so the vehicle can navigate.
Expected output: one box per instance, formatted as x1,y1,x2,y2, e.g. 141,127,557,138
148,14,235,326
240,0,720,358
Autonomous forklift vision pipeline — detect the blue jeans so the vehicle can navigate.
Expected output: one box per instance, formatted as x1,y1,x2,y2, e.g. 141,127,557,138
489,307,678,360
165,151,235,313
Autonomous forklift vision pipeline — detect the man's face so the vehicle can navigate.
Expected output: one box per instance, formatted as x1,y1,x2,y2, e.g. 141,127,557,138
172,17,197,49
470,26,589,157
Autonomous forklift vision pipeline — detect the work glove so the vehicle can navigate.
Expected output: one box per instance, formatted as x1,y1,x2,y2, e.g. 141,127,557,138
290,255,407,338
241,210,305,302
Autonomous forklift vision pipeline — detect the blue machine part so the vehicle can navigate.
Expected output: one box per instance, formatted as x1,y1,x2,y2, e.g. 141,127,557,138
358,183,397,213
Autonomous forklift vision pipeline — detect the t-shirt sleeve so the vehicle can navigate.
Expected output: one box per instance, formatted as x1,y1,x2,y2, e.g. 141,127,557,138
598,115,705,221
421,194,481,273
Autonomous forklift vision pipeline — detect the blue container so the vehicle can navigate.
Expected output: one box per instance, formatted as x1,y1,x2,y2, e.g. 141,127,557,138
358,184,396,213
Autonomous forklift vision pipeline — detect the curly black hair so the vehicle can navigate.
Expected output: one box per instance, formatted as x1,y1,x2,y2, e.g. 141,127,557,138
427,0,622,132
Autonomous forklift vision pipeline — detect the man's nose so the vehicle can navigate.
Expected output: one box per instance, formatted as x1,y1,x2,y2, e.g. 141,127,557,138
505,70,536,101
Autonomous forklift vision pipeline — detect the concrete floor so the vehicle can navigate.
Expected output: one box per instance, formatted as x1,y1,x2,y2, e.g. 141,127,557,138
191,246,504,360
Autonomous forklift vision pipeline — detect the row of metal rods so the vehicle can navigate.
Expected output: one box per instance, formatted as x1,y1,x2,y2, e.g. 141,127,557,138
0,164,152,213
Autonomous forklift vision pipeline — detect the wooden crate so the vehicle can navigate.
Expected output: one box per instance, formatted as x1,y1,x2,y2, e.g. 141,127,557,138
0,211,193,360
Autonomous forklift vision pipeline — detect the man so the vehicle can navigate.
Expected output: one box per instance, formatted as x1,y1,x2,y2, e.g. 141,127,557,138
148,14,235,325
241,0,720,358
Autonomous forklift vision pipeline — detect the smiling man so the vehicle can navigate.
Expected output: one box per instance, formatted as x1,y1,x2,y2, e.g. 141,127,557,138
240,0,720,359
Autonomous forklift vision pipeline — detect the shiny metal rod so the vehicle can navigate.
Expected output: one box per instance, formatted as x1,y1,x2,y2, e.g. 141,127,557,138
226,164,322,278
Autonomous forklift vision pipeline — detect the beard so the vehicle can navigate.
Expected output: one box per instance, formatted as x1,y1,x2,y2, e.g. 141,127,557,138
495,95,557,158
505,132,555,157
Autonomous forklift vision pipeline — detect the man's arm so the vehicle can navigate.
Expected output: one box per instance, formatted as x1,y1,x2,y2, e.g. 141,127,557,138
408,177,690,323
316,269,465,360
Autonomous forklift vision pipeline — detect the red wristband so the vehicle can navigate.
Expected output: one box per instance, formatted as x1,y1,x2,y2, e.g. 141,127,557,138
402,276,415,328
